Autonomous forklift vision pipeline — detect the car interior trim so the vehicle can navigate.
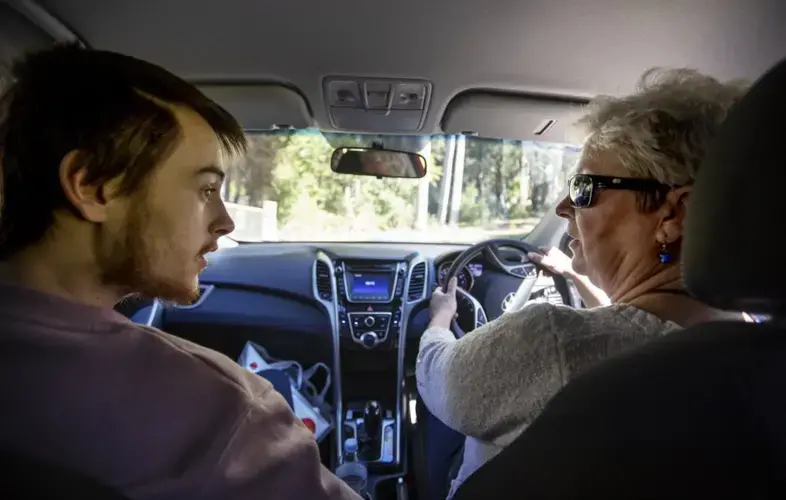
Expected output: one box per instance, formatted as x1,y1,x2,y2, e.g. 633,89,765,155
398,253,428,465
312,252,344,465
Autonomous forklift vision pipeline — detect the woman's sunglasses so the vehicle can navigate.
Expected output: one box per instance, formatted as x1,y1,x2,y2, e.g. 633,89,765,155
567,174,669,208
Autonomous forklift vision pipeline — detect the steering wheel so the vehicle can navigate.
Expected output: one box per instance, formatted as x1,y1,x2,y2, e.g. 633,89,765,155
440,238,573,338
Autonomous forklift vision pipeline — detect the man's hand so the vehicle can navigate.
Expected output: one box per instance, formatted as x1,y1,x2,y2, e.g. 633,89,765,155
429,277,458,329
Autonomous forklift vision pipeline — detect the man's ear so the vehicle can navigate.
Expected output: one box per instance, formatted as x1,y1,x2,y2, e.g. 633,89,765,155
658,186,692,243
58,150,119,223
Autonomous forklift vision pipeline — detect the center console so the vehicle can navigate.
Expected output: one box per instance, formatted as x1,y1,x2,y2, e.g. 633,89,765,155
338,261,405,349
313,251,428,497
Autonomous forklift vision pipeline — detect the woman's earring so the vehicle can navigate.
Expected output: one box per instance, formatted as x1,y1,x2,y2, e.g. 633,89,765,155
658,243,673,264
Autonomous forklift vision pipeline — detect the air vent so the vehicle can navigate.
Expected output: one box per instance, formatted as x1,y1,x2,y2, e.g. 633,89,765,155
114,295,153,318
315,261,333,300
533,285,563,306
545,286,564,306
408,262,427,301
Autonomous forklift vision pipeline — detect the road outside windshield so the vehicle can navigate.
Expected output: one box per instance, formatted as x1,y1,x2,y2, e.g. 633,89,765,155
222,130,579,244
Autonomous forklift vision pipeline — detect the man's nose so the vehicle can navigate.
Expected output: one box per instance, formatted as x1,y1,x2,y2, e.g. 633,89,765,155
212,200,236,237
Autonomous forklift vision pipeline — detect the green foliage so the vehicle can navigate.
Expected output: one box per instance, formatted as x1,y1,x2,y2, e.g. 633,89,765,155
462,138,527,223
458,183,487,225
224,131,576,241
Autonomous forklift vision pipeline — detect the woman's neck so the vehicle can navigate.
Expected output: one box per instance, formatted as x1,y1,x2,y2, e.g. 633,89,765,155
628,293,743,328
609,265,684,304
609,266,743,327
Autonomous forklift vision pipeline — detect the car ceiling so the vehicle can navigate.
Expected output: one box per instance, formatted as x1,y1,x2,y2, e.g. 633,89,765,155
24,0,786,136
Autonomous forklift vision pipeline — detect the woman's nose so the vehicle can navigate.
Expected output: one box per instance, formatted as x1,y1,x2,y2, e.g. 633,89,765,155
555,195,574,220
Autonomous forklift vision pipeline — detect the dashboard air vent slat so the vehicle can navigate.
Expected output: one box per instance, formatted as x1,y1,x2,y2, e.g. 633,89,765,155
316,261,333,300
545,286,563,306
408,262,427,301
532,285,563,306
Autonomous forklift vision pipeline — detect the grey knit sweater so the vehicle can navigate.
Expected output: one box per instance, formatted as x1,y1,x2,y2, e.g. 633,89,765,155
416,302,682,498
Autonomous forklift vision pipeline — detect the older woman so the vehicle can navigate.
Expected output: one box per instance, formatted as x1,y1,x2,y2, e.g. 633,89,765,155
416,68,749,499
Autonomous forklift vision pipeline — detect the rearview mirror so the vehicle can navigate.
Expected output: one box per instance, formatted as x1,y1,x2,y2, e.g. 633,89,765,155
331,147,427,179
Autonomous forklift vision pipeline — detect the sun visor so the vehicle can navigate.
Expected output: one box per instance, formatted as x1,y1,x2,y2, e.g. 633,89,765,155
441,91,586,143
198,84,313,131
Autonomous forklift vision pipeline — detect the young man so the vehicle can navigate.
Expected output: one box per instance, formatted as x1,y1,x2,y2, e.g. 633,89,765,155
0,44,360,500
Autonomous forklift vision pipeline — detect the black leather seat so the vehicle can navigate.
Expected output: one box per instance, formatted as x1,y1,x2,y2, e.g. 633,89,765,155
0,448,129,499
453,58,786,500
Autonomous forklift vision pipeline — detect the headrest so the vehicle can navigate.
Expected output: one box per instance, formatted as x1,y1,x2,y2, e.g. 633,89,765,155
683,59,786,315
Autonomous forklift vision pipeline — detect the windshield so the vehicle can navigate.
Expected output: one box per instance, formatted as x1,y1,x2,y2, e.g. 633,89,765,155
223,130,579,244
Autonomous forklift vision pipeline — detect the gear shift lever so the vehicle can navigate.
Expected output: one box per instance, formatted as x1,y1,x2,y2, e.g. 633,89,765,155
363,401,381,441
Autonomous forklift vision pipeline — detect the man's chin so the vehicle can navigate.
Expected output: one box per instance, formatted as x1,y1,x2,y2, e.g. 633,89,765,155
137,276,201,305
168,282,202,306
166,287,202,306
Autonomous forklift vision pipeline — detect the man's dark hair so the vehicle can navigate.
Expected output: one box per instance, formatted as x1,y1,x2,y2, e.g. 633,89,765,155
0,43,247,259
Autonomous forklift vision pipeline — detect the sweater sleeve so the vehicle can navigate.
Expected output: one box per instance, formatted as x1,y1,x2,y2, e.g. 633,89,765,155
416,302,567,446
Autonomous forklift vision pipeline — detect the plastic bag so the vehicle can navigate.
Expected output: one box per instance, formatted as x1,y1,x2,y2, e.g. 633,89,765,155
237,341,334,442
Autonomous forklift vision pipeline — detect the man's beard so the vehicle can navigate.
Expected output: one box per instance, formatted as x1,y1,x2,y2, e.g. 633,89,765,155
97,200,200,305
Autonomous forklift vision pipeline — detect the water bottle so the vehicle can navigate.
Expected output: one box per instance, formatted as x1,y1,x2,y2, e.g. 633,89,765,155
345,437,358,462
335,438,367,495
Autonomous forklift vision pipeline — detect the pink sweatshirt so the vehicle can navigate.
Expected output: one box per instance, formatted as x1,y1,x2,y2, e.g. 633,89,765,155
0,282,360,500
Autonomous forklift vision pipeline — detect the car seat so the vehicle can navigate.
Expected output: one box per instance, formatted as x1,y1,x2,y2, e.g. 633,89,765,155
0,447,129,499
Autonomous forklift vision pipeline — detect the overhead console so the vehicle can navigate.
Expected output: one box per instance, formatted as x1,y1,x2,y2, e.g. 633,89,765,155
312,250,428,480
324,76,432,133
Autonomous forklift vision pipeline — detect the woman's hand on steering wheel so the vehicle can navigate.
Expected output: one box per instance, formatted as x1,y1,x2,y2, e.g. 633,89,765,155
527,247,575,278
429,277,458,330
528,246,611,308
438,238,575,336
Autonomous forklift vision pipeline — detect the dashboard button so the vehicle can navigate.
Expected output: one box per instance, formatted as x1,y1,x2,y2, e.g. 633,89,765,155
509,266,525,277
339,311,349,333
360,331,379,349
391,309,402,328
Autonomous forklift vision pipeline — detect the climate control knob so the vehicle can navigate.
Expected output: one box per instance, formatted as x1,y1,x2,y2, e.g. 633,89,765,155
364,316,376,327
360,331,379,349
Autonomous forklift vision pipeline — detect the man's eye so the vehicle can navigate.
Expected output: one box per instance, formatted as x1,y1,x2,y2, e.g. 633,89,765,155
201,187,218,200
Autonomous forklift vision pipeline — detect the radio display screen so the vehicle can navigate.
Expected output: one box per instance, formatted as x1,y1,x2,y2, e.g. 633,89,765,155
349,272,393,299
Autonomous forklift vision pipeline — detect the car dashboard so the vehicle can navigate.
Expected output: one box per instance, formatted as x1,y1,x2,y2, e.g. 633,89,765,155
133,242,563,337
124,241,565,486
